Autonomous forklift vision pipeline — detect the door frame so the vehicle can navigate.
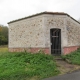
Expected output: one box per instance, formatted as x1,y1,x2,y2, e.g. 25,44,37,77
50,28,62,55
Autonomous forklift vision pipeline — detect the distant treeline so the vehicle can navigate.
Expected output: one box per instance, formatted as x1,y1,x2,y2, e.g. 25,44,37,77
0,25,8,45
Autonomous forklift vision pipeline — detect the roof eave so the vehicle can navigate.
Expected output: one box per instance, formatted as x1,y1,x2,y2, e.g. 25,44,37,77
8,11,80,24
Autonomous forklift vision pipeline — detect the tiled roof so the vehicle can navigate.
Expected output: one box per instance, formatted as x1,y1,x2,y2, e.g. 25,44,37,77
8,11,80,24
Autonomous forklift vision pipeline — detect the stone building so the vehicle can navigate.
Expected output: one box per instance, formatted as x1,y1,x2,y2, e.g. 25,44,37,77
8,12,80,55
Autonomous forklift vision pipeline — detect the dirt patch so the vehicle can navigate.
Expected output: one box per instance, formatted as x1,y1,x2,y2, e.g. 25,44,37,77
55,57,80,75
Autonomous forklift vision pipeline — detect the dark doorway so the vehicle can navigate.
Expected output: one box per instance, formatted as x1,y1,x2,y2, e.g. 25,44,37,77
50,28,61,55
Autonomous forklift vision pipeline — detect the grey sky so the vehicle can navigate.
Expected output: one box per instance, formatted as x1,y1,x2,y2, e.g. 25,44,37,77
0,0,80,26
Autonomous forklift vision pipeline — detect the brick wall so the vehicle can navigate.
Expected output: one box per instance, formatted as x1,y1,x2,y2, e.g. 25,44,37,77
63,46,79,55
9,48,50,54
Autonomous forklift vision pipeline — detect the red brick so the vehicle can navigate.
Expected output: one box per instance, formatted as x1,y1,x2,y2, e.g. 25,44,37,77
63,46,79,55
9,48,50,54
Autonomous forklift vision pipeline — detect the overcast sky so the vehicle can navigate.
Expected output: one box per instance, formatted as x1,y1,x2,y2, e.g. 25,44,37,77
0,0,80,26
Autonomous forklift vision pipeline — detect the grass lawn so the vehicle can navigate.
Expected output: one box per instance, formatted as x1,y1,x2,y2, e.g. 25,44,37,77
61,48,80,65
0,47,59,80
0,45,8,55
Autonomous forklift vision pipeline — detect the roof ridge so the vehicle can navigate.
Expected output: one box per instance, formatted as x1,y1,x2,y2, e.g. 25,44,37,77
8,11,80,24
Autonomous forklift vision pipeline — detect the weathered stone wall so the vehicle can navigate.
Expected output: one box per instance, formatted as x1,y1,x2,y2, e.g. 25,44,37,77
66,17,80,46
44,15,67,53
9,14,68,54
9,15,45,48
9,13,80,54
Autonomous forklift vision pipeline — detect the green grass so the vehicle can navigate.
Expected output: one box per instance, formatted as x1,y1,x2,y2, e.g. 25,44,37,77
61,48,80,65
0,48,59,80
